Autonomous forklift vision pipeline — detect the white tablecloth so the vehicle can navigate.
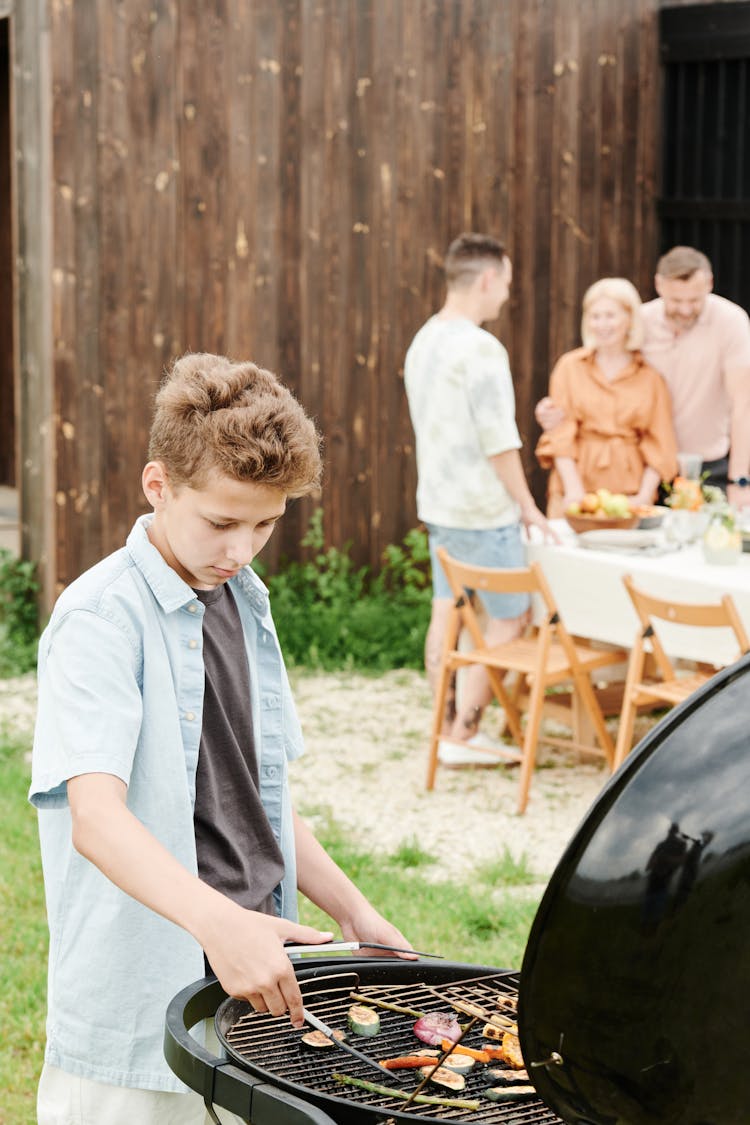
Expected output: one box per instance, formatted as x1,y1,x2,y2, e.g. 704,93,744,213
525,521,750,666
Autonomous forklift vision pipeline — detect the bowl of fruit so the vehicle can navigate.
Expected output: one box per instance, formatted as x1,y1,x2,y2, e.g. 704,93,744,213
564,489,639,533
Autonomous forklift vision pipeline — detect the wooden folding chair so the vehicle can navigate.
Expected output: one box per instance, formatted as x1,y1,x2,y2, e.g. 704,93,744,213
426,548,622,814
612,575,750,770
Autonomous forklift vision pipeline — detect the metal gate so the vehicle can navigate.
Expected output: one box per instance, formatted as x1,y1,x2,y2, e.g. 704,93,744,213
658,1,750,312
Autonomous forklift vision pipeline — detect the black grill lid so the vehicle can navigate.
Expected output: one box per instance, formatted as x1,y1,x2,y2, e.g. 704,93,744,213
518,652,750,1125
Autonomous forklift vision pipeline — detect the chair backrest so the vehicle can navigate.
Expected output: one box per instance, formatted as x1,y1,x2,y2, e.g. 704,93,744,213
435,547,574,656
622,574,750,679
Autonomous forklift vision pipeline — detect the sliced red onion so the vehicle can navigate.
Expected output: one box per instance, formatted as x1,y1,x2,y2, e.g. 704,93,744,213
413,1011,461,1046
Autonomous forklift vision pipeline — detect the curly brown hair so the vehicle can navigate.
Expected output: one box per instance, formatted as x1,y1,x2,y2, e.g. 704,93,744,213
148,353,322,497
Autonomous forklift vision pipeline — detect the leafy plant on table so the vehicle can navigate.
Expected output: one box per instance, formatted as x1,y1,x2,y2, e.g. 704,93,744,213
664,475,725,511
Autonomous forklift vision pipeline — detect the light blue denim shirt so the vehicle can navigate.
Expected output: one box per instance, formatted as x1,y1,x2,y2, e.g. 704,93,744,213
29,515,304,1091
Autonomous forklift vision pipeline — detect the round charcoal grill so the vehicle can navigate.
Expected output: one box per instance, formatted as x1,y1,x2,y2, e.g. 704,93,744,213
167,958,559,1125
166,654,750,1125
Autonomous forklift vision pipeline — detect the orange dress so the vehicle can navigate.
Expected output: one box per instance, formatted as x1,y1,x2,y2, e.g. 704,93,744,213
535,347,678,517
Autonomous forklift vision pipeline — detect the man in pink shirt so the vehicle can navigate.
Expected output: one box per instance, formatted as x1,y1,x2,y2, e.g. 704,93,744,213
537,247,750,509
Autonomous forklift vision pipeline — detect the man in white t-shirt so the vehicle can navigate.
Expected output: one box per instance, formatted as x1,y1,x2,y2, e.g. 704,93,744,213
405,233,553,767
536,247,750,509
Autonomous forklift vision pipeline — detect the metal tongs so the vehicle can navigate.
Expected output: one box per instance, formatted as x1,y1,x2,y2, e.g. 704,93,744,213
284,940,442,958
301,1007,395,1077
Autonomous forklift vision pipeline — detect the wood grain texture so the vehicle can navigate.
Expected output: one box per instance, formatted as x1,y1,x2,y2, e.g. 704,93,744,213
15,0,745,601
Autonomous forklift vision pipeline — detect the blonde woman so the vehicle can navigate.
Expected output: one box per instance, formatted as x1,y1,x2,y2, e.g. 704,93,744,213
535,278,678,517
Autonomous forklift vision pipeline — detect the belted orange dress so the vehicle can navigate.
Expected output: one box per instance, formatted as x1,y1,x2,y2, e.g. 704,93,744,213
535,346,678,517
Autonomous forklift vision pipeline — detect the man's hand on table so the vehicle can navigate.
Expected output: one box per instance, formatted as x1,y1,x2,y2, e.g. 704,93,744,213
520,502,561,544
728,483,750,510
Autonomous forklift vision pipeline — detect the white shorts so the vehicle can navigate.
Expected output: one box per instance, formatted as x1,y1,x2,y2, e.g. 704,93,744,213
37,1026,248,1125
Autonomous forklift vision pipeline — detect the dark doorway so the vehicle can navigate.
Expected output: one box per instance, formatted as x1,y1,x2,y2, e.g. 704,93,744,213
0,18,14,486
658,1,750,312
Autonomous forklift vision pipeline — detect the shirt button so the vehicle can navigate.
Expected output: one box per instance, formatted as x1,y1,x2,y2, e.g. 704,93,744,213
186,711,196,721
188,639,198,649
188,604,198,614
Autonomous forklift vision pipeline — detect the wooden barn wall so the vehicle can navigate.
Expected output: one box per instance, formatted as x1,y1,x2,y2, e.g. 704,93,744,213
31,0,738,597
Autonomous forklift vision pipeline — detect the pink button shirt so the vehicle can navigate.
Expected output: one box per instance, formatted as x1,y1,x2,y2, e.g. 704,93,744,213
640,293,750,462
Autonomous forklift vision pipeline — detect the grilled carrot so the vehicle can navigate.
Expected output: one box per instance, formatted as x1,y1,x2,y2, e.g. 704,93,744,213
378,1055,439,1070
439,1038,490,1063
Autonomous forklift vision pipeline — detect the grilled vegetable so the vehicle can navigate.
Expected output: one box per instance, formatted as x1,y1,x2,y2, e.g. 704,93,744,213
484,1084,536,1101
482,1045,510,1060
487,1067,530,1085
495,994,518,1014
499,1030,525,1068
378,1053,438,1070
333,1072,480,1111
482,1020,517,1038
439,1038,490,1063
413,1011,461,1046
441,1052,475,1076
300,1028,346,1051
347,1004,381,1037
418,1064,466,1091
349,991,425,1019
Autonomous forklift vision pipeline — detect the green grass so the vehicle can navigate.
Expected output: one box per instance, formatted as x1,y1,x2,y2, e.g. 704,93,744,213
1,734,541,1120
297,817,541,969
0,729,48,1124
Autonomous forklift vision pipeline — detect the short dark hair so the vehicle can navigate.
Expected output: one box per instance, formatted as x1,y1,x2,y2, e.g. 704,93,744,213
444,232,507,287
148,353,322,497
656,246,712,280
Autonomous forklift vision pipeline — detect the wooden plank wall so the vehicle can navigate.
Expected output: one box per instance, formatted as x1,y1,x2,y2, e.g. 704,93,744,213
30,0,739,597
0,20,13,486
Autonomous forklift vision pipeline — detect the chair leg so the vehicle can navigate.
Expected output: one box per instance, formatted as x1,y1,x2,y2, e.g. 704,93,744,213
486,666,524,745
426,662,453,790
612,689,638,771
516,676,546,815
572,671,614,768
612,640,646,772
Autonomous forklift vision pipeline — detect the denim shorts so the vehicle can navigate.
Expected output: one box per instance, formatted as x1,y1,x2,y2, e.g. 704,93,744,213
426,522,530,620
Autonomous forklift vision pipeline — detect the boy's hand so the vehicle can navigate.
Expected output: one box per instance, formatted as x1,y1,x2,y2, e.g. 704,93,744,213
201,904,333,1027
339,905,417,960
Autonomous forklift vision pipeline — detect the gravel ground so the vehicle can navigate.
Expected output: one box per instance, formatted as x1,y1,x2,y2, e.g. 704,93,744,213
287,668,616,884
3,667,650,885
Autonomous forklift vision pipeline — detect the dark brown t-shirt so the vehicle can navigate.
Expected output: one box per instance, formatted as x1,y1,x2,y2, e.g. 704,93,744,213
192,584,285,916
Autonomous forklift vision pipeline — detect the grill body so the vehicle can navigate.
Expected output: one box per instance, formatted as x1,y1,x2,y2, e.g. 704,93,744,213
519,655,750,1125
165,959,561,1124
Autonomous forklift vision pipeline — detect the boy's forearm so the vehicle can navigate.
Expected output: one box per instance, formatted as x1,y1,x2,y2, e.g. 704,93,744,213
67,773,334,1023
68,772,231,944
292,810,414,955
292,810,369,926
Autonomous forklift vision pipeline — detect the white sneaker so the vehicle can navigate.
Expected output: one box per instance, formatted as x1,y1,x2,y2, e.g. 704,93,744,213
467,732,507,751
438,737,502,768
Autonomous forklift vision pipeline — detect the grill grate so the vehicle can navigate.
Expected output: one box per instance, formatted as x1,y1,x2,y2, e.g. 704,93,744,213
222,970,562,1123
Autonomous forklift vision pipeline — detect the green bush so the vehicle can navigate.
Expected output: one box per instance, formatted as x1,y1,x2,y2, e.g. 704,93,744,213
0,550,39,677
0,515,431,677
255,510,431,670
